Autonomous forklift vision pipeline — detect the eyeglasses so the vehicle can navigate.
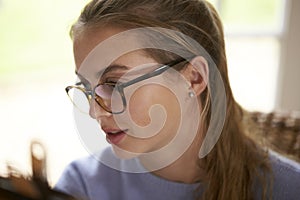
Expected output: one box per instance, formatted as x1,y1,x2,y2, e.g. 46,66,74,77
65,57,189,114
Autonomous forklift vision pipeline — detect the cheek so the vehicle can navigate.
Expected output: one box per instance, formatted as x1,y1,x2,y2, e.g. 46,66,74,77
128,84,180,127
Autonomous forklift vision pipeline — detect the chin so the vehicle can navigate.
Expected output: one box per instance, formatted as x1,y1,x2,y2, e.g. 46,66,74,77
111,145,142,160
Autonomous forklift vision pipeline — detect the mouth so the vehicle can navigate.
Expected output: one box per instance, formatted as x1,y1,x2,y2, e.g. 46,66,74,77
103,129,128,145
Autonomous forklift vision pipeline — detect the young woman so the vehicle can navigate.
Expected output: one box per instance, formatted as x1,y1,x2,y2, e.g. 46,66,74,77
55,0,300,199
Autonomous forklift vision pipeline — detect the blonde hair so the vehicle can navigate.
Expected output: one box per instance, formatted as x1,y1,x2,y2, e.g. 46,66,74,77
71,0,272,199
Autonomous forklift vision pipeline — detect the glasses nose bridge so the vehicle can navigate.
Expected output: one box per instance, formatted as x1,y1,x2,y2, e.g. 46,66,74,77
83,89,94,102
85,88,110,117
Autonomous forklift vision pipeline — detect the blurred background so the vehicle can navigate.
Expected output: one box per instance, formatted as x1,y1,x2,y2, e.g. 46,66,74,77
0,0,299,186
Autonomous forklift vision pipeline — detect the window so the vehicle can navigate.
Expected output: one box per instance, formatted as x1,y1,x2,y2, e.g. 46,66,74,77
208,0,285,112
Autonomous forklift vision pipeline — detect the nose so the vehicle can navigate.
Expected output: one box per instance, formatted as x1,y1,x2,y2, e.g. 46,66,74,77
89,99,111,119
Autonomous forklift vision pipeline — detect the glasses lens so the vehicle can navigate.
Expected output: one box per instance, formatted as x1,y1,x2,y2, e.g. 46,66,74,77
67,87,90,114
94,84,124,114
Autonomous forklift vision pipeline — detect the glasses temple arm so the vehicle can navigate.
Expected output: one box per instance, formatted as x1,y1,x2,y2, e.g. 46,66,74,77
120,57,188,88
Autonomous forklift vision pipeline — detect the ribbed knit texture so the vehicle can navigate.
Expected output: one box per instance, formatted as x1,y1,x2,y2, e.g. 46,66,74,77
55,147,300,200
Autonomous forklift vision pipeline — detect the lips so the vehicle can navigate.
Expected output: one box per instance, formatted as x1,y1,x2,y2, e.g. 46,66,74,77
103,128,128,145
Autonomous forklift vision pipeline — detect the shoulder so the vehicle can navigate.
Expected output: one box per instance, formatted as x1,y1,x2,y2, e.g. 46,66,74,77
269,151,300,199
54,148,155,200
59,147,114,177
54,147,122,199
270,150,300,178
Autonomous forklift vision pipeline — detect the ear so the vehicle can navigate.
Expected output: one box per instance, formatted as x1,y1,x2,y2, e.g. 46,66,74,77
181,56,209,96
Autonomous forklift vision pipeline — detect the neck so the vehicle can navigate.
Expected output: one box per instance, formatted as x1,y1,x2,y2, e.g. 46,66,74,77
140,142,206,184
154,154,205,184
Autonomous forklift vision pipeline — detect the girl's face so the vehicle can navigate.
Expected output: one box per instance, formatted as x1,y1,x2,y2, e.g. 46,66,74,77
73,27,192,157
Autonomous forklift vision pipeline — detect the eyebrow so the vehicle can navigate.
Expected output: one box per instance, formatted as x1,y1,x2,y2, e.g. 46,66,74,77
96,64,130,78
75,64,130,79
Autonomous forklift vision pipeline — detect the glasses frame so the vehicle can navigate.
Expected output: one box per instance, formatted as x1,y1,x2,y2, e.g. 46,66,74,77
66,57,190,114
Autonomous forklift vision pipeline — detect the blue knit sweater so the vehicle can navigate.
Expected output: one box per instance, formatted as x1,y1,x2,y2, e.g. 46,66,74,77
54,147,300,200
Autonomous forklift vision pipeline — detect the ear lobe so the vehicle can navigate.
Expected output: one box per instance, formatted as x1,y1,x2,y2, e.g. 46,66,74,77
184,56,209,96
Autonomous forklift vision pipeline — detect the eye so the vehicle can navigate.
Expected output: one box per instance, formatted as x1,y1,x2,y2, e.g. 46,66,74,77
105,80,118,85
104,77,124,85
99,71,127,85
95,83,116,99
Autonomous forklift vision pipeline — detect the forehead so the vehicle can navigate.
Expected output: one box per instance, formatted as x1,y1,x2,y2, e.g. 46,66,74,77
73,26,126,70
73,26,158,82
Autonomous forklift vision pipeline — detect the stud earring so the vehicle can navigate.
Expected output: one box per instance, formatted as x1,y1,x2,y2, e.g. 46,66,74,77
189,91,195,98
